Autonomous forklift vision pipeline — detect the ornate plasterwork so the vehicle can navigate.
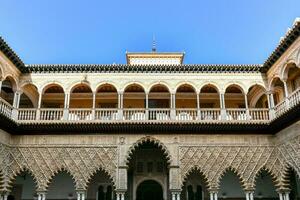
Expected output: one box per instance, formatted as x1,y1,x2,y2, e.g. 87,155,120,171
0,135,299,193
179,135,300,191
0,145,117,192
124,136,172,166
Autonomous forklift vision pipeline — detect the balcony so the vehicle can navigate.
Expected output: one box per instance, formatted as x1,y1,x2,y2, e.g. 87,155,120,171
0,81,299,125
0,98,286,123
1,87,300,124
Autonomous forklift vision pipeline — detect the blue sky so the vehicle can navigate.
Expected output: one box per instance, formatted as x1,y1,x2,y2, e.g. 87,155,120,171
0,0,299,64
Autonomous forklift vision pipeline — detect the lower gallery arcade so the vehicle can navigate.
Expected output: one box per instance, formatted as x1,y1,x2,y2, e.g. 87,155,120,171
0,123,300,200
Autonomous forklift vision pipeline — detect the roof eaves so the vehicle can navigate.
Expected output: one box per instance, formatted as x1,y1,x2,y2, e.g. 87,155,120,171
0,36,27,73
262,18,300,72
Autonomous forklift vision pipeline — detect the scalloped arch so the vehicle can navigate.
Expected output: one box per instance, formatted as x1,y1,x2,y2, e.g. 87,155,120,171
125,136,172,166
180,166,210,189
8,167,39,191
251,166,280,190
84,167,116,190
216,166,246,190
46,168,77,190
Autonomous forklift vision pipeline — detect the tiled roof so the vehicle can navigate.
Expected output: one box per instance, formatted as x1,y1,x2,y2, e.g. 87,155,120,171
262,18,300,71
26,63,262,73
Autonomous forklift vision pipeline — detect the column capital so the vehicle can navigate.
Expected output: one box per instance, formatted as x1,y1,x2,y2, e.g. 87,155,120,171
266,90,274,95
276,188,291,193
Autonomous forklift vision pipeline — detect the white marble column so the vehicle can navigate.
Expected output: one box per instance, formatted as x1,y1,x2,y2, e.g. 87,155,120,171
209,191,218,200
12,90,22,108
3,193,8,200
36,92,43,120
11,90,22,120
63,92,70,120
171,192,181,200
279,192,284,200
283,80,290,108
92,91,96,120
219,93,226,120
145,93,149,120
244,94,250,120
118,92,124,120
37,192,46,200
283,80,289,98
284,192,290,200
170,93,176,120
196,93,201,119
76,191,86,200
245,191,254,200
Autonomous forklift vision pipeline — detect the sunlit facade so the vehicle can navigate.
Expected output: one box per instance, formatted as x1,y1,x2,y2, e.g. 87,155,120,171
0,19,300,200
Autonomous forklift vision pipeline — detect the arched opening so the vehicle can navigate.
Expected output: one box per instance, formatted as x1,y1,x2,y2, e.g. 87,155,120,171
70,84,93,108
254,169,278,199
175,84,197,120
136,180,163,200
199,84,220,120
247,85,269,120
96,84,118,108
199,84,220,108
86,170,114,200
285,168,300,200
218,169,244,200
123,84,146,120
284,63,300,94
8,171,37,200
95,84,119,120
47,171,76,200
127,140,169,200
19,84,39,108
224,85,246,120
181,169,209,200
270,78,285,106
41,84,65,108
247,85,268,108
224,85,245,108
176,84,197,108
0,77,16,105
148,84,171,120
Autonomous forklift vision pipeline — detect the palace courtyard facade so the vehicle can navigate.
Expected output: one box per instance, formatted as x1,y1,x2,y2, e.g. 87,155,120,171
0,19,300,200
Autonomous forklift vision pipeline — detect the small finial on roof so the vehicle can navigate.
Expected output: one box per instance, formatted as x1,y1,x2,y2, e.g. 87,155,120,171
152,35,156,52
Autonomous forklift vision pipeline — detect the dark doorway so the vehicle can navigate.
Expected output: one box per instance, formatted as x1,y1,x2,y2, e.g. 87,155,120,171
136,180,163,200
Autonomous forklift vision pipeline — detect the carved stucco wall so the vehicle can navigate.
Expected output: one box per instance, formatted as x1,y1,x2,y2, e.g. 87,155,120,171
0,144,117,192
0,127,299,193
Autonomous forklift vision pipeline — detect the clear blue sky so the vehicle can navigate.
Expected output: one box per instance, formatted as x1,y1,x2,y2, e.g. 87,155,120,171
0,0,299,65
